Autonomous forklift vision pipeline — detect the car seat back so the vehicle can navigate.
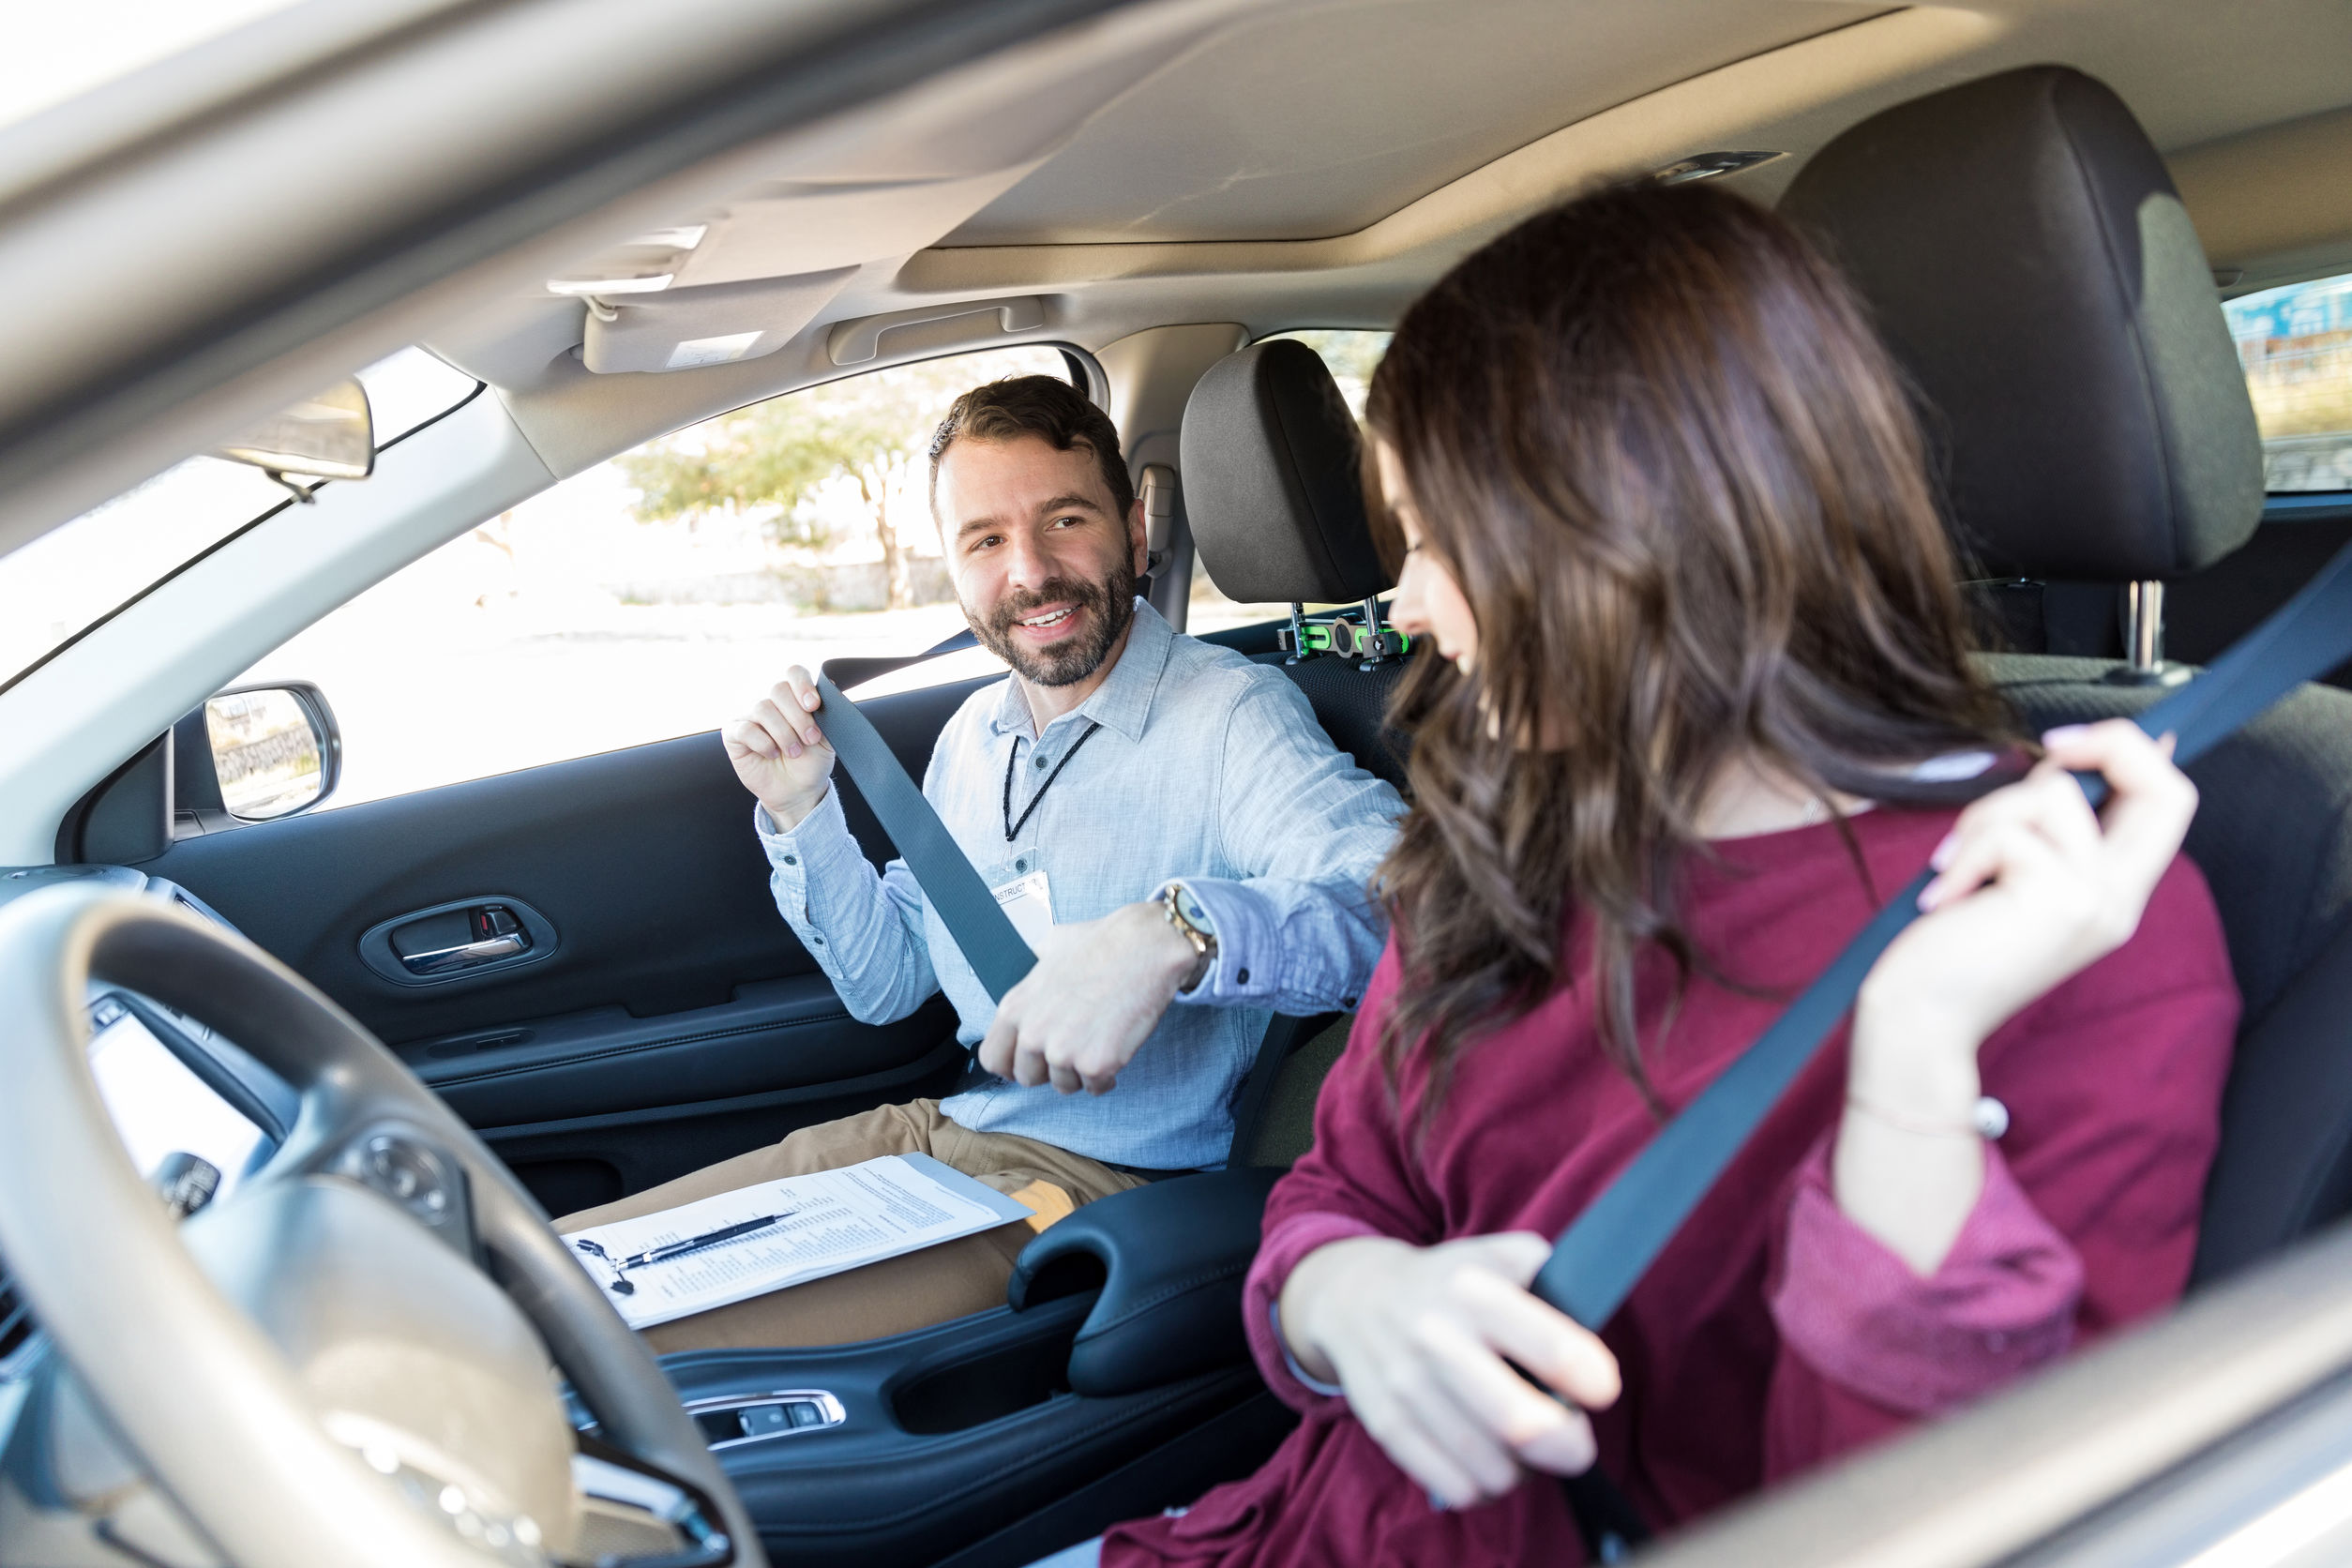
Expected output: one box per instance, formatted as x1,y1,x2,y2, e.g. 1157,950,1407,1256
1181,339,1410,1163
1183,338,1414,792
1786,67,2352,1282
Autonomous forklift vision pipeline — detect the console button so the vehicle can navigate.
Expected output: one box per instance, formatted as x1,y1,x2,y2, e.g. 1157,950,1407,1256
741,1404,792,1436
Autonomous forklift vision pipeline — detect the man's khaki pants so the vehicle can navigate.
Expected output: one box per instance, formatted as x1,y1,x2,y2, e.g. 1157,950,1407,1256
556,1099,1146,1355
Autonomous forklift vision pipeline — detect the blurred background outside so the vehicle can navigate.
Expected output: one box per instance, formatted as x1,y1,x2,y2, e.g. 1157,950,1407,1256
2227,273,2352,490
1,332,1387,811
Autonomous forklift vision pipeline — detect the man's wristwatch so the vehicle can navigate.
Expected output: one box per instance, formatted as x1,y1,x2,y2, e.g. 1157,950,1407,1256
1154,882,1219,995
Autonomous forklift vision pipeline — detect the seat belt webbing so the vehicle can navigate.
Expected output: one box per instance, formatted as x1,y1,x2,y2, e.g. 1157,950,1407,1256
813,671,1036,1003
1535,536,2352,1331
816,634,1312,1152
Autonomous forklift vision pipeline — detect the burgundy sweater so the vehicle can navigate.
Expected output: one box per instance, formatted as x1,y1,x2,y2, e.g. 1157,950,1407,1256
1108,806,2239,1568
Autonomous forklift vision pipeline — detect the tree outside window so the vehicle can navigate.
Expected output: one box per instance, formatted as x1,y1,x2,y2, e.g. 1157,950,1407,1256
620,349,1071,609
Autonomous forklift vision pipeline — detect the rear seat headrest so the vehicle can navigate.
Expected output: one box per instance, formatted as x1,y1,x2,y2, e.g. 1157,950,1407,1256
1780,66,2262,583
1180,339,1393,605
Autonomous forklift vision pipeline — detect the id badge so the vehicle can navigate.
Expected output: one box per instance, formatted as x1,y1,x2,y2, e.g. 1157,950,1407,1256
991,868,1055,950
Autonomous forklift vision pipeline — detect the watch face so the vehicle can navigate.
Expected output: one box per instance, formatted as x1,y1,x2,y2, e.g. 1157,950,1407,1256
1171,884,1214,936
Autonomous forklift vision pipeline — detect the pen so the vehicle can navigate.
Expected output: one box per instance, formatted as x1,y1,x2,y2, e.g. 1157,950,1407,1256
616,1212,793,1270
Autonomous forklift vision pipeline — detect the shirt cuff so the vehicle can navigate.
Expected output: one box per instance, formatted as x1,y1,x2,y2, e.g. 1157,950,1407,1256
1243,1209,1384,1410
1268,1303,1347,1396
754,787,861,925
1769,1137,2084,1416
1158,877,1277,1005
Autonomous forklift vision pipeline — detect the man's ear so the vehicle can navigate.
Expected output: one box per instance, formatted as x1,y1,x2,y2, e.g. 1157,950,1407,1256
1128,497,1149,576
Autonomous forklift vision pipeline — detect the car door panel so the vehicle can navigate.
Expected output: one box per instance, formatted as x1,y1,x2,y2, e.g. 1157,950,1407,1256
146,672,999,1211
406,973,955,1126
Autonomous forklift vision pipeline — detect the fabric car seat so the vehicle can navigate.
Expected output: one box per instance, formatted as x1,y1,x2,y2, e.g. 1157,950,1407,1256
1177,338,1412,1162
1783,66,2352,1283
1182,337,1411,792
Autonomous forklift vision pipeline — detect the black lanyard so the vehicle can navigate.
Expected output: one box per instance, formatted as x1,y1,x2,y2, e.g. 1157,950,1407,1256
1002,720,1102,843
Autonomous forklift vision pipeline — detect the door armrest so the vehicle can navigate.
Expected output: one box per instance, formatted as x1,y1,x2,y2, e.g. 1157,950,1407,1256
1005,1167,1283,1397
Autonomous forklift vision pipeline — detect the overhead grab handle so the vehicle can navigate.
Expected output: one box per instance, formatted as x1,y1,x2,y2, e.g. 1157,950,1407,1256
826,295,1048,367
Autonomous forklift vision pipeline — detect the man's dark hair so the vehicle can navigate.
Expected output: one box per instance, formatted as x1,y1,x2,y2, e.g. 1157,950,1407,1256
927,375,1135,519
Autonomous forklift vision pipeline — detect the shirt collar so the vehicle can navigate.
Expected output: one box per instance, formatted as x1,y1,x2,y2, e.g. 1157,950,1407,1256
988,597,1172,745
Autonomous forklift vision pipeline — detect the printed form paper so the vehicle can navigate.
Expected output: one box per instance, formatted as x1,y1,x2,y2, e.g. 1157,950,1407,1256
563,1153,1033,1331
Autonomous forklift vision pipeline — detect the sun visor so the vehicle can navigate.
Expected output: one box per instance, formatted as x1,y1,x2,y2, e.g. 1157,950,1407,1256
581,267,857,374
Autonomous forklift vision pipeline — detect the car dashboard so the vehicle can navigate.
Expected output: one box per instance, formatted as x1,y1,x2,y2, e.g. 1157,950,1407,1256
0,865,299,1380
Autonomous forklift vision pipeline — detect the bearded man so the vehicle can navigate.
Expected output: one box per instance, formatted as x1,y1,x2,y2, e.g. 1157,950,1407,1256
560,374,1402,1351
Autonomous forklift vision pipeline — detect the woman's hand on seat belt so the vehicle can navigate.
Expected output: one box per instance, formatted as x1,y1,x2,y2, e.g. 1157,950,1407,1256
1840,720,2199,1274
1277,1231,1620,1510
974,901,1199,1094
1858,719,2197,1063
724,666,837,829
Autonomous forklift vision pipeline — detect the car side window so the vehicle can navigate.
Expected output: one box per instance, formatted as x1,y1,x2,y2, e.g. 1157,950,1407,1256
2225,273,2352,492
1190,330,1392,634
233,344,1078,810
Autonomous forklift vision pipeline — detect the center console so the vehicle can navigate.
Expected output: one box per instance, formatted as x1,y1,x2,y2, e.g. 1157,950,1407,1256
652,1168,1298,1568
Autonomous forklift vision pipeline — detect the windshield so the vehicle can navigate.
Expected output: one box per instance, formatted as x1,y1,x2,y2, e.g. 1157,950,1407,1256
0,349,482,691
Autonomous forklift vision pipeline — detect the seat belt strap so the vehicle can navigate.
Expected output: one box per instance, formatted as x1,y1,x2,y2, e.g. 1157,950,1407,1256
812,671,1035,1004
822,628,978,694
1534,536,2352,1331
817,633,1321,1155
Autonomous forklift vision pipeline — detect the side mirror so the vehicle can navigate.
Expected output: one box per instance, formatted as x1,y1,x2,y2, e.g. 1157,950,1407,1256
56,684,344,865
213,379,374,488
175,683,343,826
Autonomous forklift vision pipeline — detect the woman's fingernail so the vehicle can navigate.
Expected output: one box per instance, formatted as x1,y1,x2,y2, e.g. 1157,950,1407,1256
1521,1423,1596,1473
1929,832,1957,869
2043,724,2089,745
1918,877,1944,912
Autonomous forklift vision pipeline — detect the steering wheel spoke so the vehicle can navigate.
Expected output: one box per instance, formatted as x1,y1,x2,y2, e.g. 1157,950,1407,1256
325,1123,481,1261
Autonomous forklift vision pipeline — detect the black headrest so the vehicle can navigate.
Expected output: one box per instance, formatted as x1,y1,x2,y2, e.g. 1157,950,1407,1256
1780,66,2262,582
1180,339,1392,605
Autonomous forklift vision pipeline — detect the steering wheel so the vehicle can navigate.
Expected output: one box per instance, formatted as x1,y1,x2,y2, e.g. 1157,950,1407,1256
0,883,768,1568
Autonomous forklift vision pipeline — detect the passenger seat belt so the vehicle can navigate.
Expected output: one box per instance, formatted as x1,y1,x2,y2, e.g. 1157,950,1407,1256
1535,537,2352,1556
814,638,1308,1154
812,662,1036,1004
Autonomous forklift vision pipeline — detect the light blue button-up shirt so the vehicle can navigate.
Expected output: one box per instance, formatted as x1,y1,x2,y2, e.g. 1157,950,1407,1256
756,600,1404,1170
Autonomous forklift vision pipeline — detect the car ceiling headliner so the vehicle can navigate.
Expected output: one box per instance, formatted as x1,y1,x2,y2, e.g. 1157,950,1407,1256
422,0,2352,477
941,0,1871,247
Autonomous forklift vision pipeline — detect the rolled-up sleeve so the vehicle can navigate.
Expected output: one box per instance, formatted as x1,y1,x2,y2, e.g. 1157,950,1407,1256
1171,676,1402,1016
1768,1138,2082,1418
1247,1211,1387,1410
1762,863,2237,1474
755,788,939,1025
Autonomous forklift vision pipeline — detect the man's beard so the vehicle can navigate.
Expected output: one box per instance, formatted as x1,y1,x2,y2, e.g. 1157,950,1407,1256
972,560,1138,688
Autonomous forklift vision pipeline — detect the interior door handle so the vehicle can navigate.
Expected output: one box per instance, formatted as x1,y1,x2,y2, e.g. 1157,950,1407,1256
358,897,556,987
400,927,529,976
397,904,531,974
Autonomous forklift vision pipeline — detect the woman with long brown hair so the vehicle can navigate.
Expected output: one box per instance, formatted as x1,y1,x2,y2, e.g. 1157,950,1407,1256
1094,182,2239,1565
